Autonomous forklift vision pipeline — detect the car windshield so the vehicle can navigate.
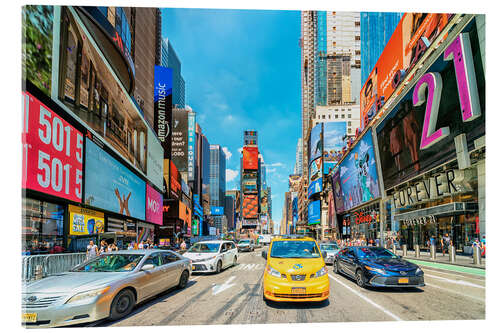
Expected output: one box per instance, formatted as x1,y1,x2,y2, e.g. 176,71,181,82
239,240,250,244
188,243,220,253
356,247,398,259
320,244,339,251
71,254,144,272
270,241,321,258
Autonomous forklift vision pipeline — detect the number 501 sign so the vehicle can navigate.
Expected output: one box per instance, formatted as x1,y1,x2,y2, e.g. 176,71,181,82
22,92,83,202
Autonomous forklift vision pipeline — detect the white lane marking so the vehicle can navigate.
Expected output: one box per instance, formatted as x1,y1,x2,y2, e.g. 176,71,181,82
425,283,485,303
190,276,200,281
422,267,485,282
425,274,485,289
328,274,402,321
212,276,237,295
245,264,256,270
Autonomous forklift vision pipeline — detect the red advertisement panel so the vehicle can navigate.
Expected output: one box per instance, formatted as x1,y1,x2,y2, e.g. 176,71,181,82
22,91,83,202
360,13,450,128
242,147,259,170
242,195,259,219
170,160,181,199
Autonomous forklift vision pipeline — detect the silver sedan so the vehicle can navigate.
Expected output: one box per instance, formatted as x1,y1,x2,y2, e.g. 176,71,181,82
21,250,192,327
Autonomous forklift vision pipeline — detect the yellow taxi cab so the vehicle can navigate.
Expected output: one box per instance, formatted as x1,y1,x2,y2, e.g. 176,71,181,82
262,235,329,302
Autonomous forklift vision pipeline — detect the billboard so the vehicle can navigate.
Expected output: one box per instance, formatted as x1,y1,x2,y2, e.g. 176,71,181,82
172,109,189,173
242,147,259,170
154,65,173,159
308,178,323,199
22,91,83,203
308,200,321,225
242,178,258,193
179,201,192,237
261,189,269,214
244,130,258,146
242,195,259,219
170,161,182,199
211,206,225,216
332,171,344,213
68,205,104,236
146,127,164,191
309,123,323,164
292,195,298,229
360,13,451,128
146,184,163,225
84,138,146,220
187,112,196,181
339,128,381,211
376,20,485,190
323,122,347,174
309,158,323,183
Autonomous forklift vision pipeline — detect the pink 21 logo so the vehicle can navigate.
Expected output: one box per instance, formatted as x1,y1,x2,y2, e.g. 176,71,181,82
413,32,481,150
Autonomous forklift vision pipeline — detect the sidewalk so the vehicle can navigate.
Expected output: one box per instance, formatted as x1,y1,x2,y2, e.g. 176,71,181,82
394,249,485,270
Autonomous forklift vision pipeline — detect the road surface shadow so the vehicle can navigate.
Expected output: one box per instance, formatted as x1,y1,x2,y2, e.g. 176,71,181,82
265,298,330,309
82,280,199,327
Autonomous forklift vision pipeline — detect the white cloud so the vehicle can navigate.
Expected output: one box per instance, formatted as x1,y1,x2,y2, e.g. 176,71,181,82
222,147,232,160
266,162,284,168
226,169,239,182
267,168,277,173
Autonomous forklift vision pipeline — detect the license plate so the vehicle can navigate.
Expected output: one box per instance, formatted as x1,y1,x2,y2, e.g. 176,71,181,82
398,277,409,284
22,313,37,323
192,265,196,270
291,287,306,294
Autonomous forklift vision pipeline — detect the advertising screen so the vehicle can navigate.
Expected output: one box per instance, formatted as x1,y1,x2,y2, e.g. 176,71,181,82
309,158,323,183
309,123,323,164
242,195,259,219
308,178,323,199
187,112,196,181
147,127,164,191
376,19,485,190
242,147,259,170
242,179,258,193
172,109,189,173
68,205,104,235
179,201,192,237
360,13,451,128
154,65,173,159
292,195,298,228
146,184,163,225
339,128,381,211
261,189,269,214
332,171,344,213
22,91,83,203
323,122,347,174
308,200,321,225
211,206,225,216
244,130,258,146
170,161,181,199
85,138,146,220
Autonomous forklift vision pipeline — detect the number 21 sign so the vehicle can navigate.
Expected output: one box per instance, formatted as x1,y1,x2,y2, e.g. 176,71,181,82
22,91,83,202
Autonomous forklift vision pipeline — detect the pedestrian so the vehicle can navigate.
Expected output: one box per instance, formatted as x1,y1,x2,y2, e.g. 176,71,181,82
180,239,187,251
138,241,144,249
375,238,380,247
99,240,108,255
86,240,98,260
127,243,134,250
441,233,452,256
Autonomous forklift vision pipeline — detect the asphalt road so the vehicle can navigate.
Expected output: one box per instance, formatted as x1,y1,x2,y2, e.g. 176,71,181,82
100,247,484,326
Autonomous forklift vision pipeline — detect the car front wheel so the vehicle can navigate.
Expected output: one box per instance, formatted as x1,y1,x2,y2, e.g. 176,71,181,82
216,260,222,273
333,260,340,274
356,269,366,288
110,289,135,320
178,270,189,289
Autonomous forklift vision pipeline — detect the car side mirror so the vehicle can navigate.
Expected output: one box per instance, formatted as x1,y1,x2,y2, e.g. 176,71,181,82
322,251,327,259
141,264,155,271
262,251,267,259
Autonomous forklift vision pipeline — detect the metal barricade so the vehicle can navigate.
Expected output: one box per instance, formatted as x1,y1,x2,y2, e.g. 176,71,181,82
22,253,87,282
402,244,407,257
415,244,420,258
430,245,437,260
473,246,482,265
392,244,397,254
449,246,456,263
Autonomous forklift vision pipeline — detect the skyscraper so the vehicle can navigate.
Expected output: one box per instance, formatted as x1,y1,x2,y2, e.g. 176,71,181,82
294,138,303,175
209,145,226,207
161,38,186,108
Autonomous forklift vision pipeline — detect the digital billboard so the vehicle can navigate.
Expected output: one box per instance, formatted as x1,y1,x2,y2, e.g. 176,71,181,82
146,184,163,225
309,158,323,183
179,201,192,237
308,178,323,199
68,205,104,236
211,206,225,216
309,123,323,164
244,130,258,146
339,128,381,211
376,19,484,190
308,200,321,225
242,147,259,170
22,91,83,203
292,195,298,229
187,112,196,181
147,127,164,191
84,138,146,220
261,189,269,214
242,195,259,219
242,179,258,193
154,65,173,159
360,13,451,128
172,109,189,173
170,161,182,199
332,171,344,213
323,122,347,174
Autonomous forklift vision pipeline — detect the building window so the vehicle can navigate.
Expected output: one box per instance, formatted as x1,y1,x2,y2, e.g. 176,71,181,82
335,115,338,119
348,114,351,118
348,121,351,126
328,115,331,119
355,36,360,41
348,128,352,133
341,114,345,119
355,21,360,26
322,115,325,119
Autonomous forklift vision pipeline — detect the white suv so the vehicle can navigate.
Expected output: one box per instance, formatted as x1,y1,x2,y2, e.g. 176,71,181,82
183,240,238,273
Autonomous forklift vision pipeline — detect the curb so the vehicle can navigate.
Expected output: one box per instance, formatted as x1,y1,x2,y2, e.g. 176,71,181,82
400,255,485,270
403,258,485,276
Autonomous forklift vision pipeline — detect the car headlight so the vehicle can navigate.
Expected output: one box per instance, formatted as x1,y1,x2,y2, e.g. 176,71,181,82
415,267,423,276
365,266,386,275
265,265,282,278
314,266,327,278
65,286,110,304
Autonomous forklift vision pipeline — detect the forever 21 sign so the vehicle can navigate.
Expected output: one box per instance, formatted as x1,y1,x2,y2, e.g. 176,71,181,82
22,92,83,202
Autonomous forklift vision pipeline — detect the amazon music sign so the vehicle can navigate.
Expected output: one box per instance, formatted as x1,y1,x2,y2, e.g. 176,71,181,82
376,19,484,190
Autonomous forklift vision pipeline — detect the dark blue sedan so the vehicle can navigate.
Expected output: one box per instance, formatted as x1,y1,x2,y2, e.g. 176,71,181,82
333,246,425,288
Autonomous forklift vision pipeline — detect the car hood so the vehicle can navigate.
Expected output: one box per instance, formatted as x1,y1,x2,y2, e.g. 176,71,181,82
182,252,218,261
23,271,129,294
361,258,418,271
324,250,340,256
268,257,325,275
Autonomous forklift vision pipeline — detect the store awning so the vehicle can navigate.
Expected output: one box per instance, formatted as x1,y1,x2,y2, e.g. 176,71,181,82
394,202,478,221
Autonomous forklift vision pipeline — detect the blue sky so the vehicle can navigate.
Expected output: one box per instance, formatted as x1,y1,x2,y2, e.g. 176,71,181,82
161,8,301,230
